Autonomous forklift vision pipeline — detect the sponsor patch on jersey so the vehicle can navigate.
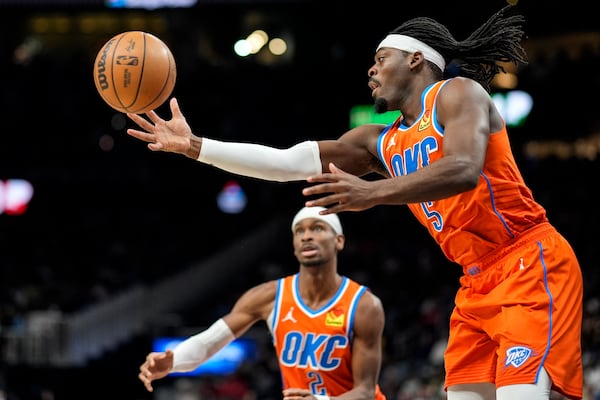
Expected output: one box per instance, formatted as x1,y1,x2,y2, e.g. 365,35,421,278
325,308,345,327
418,109,431,131
505,346,532,368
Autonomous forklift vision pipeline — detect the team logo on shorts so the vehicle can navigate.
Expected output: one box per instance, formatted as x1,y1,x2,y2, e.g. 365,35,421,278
504,346,532,368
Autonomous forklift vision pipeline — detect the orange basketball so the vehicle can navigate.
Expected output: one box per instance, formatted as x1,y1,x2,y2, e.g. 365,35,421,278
93,31,176,114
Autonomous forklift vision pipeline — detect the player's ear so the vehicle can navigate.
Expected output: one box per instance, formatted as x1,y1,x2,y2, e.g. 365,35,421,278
335,235,345,251
409,51,425,70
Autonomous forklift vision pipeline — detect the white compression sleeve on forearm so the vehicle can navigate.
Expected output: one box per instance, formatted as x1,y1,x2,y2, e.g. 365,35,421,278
171,318,235,373
197,139,322,182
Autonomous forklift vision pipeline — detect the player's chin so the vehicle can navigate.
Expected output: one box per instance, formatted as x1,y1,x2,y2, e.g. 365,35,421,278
300,259,324,268
373,97,389,114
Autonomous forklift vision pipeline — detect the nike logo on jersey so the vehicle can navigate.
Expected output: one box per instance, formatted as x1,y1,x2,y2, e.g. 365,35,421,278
282,307,297,323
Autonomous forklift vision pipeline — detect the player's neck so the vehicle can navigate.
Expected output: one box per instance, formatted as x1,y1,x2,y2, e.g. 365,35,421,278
298,270,342,308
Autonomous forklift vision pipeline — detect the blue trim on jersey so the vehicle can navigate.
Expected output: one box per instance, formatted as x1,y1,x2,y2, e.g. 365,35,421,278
293,275,350,317
377,129,395,178
346,285,367,338
398,82,437,130
271,278,284,341
536,240,553,383
431,79,452,135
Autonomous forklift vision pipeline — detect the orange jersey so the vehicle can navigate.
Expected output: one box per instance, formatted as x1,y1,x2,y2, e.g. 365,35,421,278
376,80,583,398
376,79,548,269
269,274,386,400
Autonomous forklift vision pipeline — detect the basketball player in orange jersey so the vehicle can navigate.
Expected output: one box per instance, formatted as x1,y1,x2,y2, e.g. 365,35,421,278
138,206,386,400
127,5,583,400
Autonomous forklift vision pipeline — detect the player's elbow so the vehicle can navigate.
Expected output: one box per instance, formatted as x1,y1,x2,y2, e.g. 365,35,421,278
353,386,376,400
452,159,481,190
462,170,480,190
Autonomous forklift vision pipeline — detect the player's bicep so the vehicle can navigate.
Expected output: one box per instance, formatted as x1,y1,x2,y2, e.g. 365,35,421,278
224,281,276,337
318,124,386,176
351,293,385,386
437,79,491,168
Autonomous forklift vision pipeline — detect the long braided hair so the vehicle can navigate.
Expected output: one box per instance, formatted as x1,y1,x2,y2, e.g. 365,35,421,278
390,5,528,91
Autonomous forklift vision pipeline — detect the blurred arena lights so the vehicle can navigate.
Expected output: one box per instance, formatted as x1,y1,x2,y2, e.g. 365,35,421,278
0,179,34,216
105,0,197,9
233,29,290,63
216,180,247,214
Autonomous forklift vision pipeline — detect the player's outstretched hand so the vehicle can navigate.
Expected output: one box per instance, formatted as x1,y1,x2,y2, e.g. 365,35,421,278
127,97,193,155
304,162,377,213
138,349,174,392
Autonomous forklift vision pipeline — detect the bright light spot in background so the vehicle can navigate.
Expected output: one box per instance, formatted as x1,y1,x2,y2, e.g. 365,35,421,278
349,105,401,129
105,0,197,9
268,38,287,55
0,179,34,215
234,30,290,59
217,180,247,214
247,30,268,54
234,39,252,57
491,90,533,127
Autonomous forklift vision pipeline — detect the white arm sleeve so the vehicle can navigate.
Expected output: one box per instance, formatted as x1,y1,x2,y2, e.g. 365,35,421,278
171,318,235,373
197,139,322,182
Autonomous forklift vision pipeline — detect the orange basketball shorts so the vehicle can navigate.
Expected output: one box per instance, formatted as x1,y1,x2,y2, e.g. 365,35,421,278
444,223,583,399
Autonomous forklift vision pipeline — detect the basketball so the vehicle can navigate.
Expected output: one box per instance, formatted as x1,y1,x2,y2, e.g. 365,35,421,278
93,31,176,114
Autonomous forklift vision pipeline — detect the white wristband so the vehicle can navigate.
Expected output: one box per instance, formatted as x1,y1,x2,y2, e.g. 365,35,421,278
171,318,235,373
314,396,330,400
198,138,322,182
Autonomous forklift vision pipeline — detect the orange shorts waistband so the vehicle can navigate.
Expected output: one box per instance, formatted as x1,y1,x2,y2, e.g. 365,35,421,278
463,222,557,276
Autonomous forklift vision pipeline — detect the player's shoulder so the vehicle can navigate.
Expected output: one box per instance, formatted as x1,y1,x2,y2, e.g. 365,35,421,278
242,279,279,302
353,289,385,331
356,286,384,313
441,77,492,98
437,77,494,113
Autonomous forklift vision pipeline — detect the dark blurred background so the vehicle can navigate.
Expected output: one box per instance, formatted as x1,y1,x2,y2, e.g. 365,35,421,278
0,0,599,399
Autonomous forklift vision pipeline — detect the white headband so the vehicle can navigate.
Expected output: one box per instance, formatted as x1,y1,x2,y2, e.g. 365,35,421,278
376,34,446,71
291,206,343,235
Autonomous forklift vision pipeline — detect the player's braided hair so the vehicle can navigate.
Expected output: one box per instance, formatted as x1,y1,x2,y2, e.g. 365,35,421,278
390,5,527,91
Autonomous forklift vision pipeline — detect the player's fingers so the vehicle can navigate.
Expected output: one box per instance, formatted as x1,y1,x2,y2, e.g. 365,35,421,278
127,129,155,143
302,182,340,196
139,369,155,391
304,194,344,208
127,114,155,133
170,98,183,118
143,377,154,392
328,162,345,173
126,112,142,123
306,173,338,184
148,142,165,151
145,110,162,124
139,371,149,384
282,388,308,396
